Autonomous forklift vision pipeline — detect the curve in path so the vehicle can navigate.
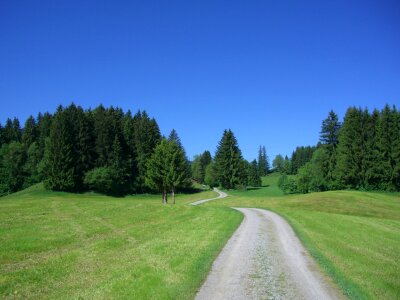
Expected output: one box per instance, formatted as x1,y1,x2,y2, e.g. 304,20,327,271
195,207,343,300
189,188,228,206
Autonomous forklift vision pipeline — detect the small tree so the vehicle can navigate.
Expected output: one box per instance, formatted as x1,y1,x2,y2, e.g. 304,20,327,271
146,140,172,204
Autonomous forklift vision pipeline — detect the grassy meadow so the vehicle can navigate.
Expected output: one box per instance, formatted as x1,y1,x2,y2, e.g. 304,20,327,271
209,173,400,300
0,184,242,299
1,175,399,300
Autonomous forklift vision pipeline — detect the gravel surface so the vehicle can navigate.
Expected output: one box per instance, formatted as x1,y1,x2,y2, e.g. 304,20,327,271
195,208,343,300
190,188,228,206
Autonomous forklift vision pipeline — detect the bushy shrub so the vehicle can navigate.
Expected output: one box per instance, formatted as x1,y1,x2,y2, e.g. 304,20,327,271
84,167,114,194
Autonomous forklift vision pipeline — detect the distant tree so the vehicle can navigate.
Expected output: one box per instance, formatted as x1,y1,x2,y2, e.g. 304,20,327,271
283,155,291,174
257,146,269,176
0,144,8,195
167,141,190,203
37,112,53,160
168,129,182,149
191,150,212,183
272,154,284,172
290,146,316,174
248,159,262,187
22,115,38,147
214,129,246,189
4,118,21,143
204,162,218,188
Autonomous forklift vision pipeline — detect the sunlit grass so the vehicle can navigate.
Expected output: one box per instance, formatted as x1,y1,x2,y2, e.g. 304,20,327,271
0,184,242,299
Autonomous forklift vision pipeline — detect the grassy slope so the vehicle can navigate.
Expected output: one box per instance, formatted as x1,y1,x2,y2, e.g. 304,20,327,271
210,174,400,299
0,184,242,299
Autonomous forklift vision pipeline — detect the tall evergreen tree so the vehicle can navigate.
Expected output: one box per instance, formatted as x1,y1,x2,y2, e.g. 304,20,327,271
37,112,53,160
43,107,76,191
335,107,364,188
257,146,269,176
109,134,129,195
133,110,161,191
319,110,341,187
377,105,400,190
214,129,246,189
22,115,38,146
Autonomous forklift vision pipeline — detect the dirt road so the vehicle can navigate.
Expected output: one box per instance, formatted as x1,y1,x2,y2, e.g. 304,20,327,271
190,188,228,206
195,207,342,300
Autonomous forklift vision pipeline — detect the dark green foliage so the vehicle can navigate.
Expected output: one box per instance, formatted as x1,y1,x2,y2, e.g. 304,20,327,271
248,159,262,187
133,110,161,192
146,138,190,203
0,145,8,196
290,146,316,174
84,167,114,194
37,112,53,160
146,139,172,203
109,135,129,195
22,115,38,147
257,145,269,176
293,105,400,193
0,123,4,147
204,162,218,188
24,142,42,187
191,150,212,183
214,129,247,189
3,142,27,192
43,106,76,191
376,105,400,190
318,110,341,187
3,118,21,143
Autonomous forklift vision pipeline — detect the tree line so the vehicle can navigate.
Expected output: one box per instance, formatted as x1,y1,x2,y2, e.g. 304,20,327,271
0,104,272,200
277,105,400,193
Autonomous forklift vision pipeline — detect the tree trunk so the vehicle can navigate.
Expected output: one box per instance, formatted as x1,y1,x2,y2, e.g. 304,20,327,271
162,187,168,204
172,186,175,204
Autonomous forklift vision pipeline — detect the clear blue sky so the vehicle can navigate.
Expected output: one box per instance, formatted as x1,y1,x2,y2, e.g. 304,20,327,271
1,0,399,161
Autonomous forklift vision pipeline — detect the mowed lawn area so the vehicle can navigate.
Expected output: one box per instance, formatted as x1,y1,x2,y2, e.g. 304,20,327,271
209,174,400,300
0,184,242,299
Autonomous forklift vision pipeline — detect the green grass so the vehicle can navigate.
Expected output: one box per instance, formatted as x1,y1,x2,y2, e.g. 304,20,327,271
208,178,400,300
0,184,242,299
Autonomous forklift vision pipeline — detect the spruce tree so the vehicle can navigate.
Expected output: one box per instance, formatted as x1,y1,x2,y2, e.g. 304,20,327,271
257,146,269,176
336,107,364,188
22,115,38,147
319,110,341,187
43,107,76,191
133,110,161,191
146,139,172,203
214,129,246,189
110,134,129,195
167,141,190,203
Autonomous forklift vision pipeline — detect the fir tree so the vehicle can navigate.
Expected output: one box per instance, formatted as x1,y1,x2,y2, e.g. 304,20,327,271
43,107,76,191
214,129,246,189
3,142,27,192
319,110,341,187
133,110,161,191
257,146,269,176
22,115,38,147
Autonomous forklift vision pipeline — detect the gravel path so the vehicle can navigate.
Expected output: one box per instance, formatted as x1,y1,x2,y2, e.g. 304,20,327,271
195,207,343,300
190,188,228,206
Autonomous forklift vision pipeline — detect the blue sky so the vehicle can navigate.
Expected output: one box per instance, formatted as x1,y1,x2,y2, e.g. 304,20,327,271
1,0,399,161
